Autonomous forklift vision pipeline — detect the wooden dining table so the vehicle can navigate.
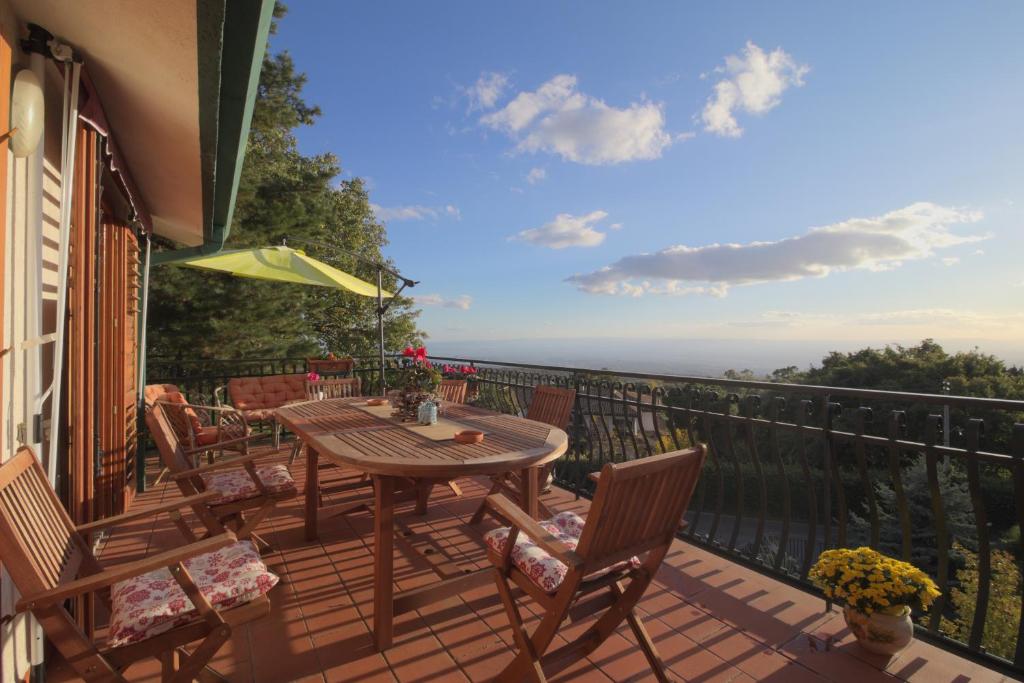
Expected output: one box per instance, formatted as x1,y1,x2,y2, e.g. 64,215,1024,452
275,397,568,650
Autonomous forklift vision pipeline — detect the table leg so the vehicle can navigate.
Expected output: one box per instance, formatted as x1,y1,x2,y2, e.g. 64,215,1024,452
304,445,319,541
414,479,434,515
373,475,395,650
520,466,540,519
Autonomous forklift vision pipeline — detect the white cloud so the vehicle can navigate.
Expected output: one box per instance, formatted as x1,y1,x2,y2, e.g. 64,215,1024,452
372,203,460,222
414,294,473,310
513,210,609,249
481,74,674,165
941,256,960,266
609,223,624,231
567,202,985,296
526,167,546,184
462,71,510,112
701,41,809,138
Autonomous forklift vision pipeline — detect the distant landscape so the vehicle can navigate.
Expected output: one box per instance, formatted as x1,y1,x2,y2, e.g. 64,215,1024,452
428,337,1024,379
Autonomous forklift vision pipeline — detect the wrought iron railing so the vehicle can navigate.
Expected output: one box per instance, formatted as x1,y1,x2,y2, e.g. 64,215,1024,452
147,354,1024,676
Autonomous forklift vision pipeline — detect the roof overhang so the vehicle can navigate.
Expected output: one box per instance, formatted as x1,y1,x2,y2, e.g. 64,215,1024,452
8,0,273,254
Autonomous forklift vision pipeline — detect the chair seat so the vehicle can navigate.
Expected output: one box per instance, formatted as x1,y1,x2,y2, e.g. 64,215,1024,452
107,540,278,648
484,511,640,593
202,464,296,504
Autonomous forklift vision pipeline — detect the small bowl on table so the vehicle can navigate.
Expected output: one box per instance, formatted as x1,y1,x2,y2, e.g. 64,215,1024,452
366,398,387,407
453,430,484,444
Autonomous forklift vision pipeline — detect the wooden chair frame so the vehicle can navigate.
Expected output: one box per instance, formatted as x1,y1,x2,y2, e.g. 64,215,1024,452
286,378,363,468
146,402,296,547
160,398,256,466
0,447,272,682
480,445,706,683
471,385,576,523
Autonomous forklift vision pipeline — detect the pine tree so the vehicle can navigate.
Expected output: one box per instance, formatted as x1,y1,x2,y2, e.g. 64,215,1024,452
146,3,422,361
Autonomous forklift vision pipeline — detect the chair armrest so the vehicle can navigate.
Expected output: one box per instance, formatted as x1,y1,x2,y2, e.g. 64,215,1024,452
181,433,258,458
171,452,263,480
16,532,238,611
214,385,227,407
587,472,601,484
483,494,584,570
76,492,221,534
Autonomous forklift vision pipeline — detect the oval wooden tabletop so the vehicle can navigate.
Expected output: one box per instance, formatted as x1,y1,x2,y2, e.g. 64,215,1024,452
276,397,568,478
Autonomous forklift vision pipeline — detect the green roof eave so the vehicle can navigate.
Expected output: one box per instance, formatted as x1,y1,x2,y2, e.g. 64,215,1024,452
152,0,274,266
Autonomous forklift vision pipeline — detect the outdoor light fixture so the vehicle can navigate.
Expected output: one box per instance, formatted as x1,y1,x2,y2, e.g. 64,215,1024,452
8,69,44,157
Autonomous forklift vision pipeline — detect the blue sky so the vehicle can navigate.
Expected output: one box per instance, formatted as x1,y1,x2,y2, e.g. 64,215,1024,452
272,2,1024,348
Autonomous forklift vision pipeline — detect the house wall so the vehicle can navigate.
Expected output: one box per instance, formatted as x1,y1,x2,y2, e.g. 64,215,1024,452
0,6,84,681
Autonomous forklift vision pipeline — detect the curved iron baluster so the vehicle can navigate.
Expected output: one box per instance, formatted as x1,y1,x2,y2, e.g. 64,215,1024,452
821,399,845,548
767,396,793,573
963,419,991,651
795,399,819,574
1012,425,1024,667
634,383,655,458
886,411,913,562
722,393,744,552
701,390,725,546
741,396,767,561
594,380,617,465
853,407,880,548
924,414,949,633
617,382,640,459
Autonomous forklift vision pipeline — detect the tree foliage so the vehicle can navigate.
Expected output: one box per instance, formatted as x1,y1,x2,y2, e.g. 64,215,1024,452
146,4,422,361
940,542,1021,660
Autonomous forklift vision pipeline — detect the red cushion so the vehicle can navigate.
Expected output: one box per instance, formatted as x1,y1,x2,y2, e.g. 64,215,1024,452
164,392,203,435
195,426,220,446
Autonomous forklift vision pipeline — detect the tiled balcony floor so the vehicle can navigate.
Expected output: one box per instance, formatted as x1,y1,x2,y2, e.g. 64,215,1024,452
51,441,1007,682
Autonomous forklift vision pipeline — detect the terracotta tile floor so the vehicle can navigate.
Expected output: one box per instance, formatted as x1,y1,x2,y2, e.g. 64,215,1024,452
50,441,1007,682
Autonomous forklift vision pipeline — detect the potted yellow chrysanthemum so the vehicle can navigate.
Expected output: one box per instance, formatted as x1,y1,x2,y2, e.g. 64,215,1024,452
809,547,941,655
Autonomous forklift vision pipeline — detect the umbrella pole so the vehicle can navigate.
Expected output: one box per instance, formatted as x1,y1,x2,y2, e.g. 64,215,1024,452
377,267,386,395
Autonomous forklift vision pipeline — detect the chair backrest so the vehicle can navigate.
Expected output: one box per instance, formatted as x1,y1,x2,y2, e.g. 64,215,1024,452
305,377,361,400
526,385,576,429
575,445,706,574
228,373,306,411
145,402,193,474
437,379,467,404
0,448,97,598
144,382,181,407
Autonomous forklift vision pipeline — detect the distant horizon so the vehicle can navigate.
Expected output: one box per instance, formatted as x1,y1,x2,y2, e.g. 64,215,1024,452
425,336,1024,378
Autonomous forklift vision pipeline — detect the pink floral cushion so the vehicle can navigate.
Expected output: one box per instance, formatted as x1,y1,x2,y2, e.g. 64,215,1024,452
483,511,641,593
107,540,278,648
201,464,295,504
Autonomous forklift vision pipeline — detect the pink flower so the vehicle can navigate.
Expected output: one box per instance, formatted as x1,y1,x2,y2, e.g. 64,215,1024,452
306,371,320,382
415,346,428,361
402,346,415,357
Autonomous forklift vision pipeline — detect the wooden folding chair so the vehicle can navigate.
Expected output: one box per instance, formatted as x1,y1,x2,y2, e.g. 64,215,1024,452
159,394,257,466
480,445,706,682
470,385,576,523
146,401,297,549
0,447,278,682
437,378,468,404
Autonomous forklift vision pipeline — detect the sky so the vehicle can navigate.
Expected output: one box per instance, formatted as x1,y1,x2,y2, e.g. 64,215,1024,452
271,2,1024,357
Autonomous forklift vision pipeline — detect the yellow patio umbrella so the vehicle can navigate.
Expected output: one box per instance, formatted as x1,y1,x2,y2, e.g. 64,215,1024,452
178,245,392,298
176,243,413,393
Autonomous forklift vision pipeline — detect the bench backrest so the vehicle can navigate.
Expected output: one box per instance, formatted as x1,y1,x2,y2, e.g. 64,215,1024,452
228,373,306,411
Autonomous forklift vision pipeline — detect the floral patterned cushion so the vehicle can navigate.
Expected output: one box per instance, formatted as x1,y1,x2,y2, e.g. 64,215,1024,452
107,540,278,648
201,464,296,504
483,511,641,593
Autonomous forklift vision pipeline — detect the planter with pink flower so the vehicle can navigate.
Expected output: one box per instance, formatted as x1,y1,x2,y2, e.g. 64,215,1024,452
393,346,441,421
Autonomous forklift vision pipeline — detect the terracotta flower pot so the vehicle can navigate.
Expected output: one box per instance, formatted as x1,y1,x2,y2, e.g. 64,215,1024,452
843,605,913,656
